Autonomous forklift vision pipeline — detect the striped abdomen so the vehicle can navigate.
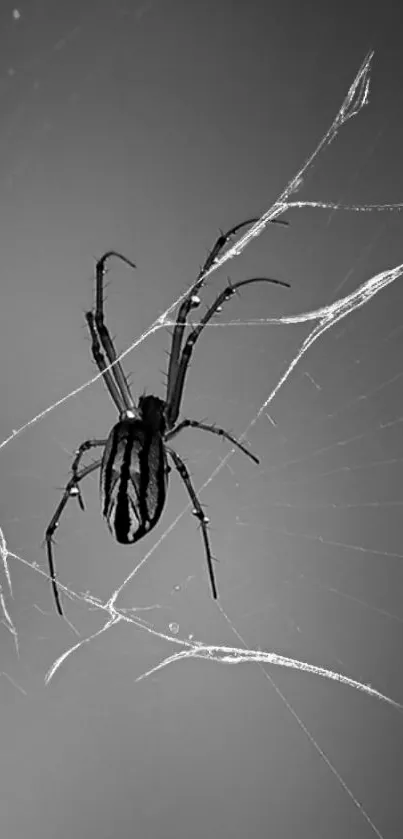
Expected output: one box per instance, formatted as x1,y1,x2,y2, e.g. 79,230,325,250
100,418,168,543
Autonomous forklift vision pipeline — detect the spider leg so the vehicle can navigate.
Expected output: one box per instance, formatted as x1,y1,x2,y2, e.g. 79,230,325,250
166,218,262,411
86,311,127,414
199,216,287,277
45,454,104,616
166,419,259,464
165,216,288,411
87,251,137,414
70,439,109,509
167,447,217,600
166,275,290,428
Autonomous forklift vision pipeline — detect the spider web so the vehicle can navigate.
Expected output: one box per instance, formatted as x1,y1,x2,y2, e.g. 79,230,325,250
1,26,403,839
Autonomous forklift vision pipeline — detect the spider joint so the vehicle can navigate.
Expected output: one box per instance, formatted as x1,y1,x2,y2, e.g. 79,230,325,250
192,510,209,524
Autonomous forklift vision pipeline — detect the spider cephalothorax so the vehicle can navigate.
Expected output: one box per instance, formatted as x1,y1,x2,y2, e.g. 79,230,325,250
45,220,289,615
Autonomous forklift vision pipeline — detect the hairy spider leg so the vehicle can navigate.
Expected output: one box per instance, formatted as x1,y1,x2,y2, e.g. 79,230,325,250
86,312,127,415
166,419,259,464
165,216,288,411
45,444,106,615
167,447,217,599
166,276,290,428
166,219,256,408
87,251,137,415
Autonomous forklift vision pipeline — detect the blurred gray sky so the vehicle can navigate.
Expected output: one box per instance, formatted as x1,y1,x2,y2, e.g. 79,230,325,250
0,2,403,838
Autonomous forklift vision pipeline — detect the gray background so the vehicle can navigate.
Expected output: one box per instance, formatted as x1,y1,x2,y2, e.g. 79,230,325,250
0,2,403,838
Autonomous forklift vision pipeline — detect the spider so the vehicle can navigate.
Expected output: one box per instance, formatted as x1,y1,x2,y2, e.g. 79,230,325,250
45,217,290,615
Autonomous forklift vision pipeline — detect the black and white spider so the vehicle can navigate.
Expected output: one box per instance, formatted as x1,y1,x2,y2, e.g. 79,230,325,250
45,218,289,615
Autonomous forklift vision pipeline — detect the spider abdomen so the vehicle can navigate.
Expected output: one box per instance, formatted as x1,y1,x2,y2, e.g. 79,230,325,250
100,418,168,544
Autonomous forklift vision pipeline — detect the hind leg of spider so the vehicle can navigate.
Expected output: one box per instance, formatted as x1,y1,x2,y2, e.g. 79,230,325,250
45,455,104,616
167,447,217,600
166,419,259,464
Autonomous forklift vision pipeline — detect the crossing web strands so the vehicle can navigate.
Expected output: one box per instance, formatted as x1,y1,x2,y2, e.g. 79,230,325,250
1,50,403,838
